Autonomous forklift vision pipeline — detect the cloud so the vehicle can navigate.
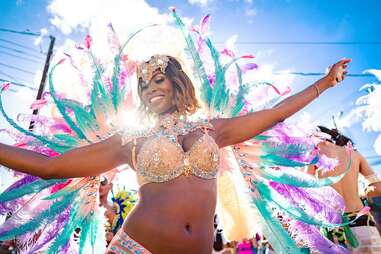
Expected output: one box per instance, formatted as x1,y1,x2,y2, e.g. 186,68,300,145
245,8,257,17
47,0,193,61
188,0,213,7
47,0,170,34
338,69,381,155
364,69,381,82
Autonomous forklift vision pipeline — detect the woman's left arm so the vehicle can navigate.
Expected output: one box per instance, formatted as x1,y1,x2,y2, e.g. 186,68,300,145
212,58,351,148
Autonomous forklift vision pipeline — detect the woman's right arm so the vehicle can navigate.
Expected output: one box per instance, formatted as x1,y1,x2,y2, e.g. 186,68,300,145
0,134,129,179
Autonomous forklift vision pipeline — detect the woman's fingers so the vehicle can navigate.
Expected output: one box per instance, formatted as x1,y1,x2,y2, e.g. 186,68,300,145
338,58,352,65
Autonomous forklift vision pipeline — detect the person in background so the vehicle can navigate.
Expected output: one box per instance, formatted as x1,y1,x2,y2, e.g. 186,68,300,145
312,126,381,253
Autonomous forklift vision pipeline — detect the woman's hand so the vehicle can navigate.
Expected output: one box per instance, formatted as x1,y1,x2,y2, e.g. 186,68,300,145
324,58,351,88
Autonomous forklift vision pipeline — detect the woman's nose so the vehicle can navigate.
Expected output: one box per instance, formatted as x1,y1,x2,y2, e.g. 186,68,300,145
147,82,158,94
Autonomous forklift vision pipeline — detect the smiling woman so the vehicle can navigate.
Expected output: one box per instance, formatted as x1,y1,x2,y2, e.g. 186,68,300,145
0,9,353,254
137,55,199,117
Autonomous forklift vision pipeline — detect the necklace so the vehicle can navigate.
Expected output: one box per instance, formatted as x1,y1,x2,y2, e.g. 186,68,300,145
155,112,189,135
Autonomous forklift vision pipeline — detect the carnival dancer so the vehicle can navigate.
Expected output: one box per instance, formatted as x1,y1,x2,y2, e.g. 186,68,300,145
0,9,353,254
313,126,381,253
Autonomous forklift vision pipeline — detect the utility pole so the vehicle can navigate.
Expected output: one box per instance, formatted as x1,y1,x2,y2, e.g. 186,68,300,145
28,35,55,131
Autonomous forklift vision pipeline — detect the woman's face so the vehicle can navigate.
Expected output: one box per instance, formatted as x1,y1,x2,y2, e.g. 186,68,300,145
140,70,176,115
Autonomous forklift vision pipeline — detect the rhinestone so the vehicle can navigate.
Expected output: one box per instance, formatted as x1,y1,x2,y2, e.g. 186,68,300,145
184,158,190,165
153,153,159,162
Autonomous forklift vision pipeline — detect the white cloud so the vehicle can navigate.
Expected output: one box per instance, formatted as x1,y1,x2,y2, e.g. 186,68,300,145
245,8,257,17
374,134,381,155
364,69,381,82
338,69,381,155
47,0,191,61
188,0,212,7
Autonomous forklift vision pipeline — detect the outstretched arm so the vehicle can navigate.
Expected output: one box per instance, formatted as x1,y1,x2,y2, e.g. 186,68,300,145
212,59,351,148
0,134,129,179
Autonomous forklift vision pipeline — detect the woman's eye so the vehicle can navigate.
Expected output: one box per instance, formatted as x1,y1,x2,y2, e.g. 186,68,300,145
155,77,165,84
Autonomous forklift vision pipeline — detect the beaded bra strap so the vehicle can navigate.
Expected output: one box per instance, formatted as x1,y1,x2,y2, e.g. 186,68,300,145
131,138,137,169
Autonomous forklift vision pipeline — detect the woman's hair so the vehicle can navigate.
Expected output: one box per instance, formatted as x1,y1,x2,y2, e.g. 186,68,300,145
317,126,353,147
137,56,199,117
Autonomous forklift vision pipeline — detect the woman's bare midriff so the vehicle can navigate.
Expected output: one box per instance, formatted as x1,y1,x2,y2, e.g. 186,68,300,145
122,175,217,254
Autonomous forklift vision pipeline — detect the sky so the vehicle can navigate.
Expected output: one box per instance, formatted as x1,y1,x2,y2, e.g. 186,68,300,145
0,0,381,181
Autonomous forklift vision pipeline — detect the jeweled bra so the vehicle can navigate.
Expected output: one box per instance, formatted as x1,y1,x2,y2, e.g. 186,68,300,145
121,114,220,186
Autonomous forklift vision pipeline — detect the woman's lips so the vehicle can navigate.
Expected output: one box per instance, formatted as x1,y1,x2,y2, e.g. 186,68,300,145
149,95,164,104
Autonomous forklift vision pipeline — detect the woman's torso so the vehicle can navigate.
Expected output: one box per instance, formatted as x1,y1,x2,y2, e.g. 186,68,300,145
121,124,219,253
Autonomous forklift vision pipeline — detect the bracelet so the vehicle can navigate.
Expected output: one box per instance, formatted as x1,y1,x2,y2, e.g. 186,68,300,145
313,84,321,97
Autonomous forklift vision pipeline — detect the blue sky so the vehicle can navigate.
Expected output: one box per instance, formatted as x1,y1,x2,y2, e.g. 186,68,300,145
0,0,381,171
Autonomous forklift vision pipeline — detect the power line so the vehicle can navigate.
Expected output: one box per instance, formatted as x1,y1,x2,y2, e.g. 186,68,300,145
0,78,36,90
0,50,44,64
0,28,41,37
0,45,45,60
215,41,381,45
0,62,35,75
274,72,374,78
0,69,31,84
0,70,20,82
0,38,40,52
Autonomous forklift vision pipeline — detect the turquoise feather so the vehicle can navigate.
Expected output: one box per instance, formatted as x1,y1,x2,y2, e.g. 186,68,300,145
0,193,74,240
111,55,121,111
78,215,92,254
60,99,99,135
47,203,80,254
172,10,212,108
251,189,305,254
0,179,66,202
49,63,90,142
0,90,70,153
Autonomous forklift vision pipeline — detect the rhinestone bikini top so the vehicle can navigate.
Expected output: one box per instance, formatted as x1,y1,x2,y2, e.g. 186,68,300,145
122,114,220,187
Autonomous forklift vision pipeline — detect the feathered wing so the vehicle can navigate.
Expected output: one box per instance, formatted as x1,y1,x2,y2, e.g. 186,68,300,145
0,25,140,253
172,9,355,253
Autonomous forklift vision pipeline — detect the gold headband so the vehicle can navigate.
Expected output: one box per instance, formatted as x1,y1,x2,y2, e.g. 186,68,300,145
136,55,170,83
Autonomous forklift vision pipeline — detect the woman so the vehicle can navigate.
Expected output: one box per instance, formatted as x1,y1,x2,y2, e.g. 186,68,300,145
0,51,349,253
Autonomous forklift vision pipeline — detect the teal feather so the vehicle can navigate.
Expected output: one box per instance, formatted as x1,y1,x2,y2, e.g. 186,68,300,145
172,11,212,108
0,90,70,153
47,203,80,254
262,142,312,157
0,192,74,240
90,213,98,248
0,179,66,202
231,64,248,117
49,63,90,142
260,154,318,167
204,38,229,113
251,188,304,254
60,99,99,135
53,133,80,148
90,79,113,126
79,215,92,254
119,24,159,54
259,153,352,188
111,54,121,111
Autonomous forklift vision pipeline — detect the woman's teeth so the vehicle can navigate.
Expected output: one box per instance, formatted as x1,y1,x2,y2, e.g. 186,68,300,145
150,96,164,103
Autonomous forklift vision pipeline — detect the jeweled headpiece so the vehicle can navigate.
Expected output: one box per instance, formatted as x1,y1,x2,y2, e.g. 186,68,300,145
136,55,170,83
